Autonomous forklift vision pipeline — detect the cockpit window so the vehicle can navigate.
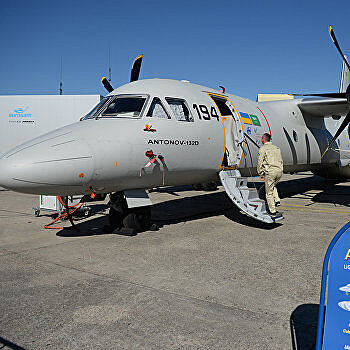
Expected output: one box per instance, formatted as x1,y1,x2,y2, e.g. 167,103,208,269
101,96,147,118
147,97,170,119
165,98,193,122
81,96,112,120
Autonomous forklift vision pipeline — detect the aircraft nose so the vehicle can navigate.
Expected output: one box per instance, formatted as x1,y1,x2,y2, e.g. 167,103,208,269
0,157,18,190
0,127,94,195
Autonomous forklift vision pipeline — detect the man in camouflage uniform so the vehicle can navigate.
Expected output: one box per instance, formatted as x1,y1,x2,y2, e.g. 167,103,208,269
257,133,283,218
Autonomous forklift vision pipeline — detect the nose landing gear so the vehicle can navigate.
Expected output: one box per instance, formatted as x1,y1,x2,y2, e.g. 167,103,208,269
105,192,152,235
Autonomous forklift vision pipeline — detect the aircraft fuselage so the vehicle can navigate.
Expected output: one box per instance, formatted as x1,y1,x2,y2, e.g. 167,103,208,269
0,79,349,196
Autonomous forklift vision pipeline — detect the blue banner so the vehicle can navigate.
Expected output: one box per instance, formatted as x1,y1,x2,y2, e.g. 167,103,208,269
321,224,350,348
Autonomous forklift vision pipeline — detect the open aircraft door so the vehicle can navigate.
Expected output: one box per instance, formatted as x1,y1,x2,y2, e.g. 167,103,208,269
208,94,279,224
208,94,244,169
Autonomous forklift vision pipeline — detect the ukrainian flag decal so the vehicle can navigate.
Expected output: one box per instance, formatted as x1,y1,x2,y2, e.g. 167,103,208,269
239,112,252,125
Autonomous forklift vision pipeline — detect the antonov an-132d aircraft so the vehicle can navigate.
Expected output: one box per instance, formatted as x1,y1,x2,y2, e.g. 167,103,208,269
1,26,350,231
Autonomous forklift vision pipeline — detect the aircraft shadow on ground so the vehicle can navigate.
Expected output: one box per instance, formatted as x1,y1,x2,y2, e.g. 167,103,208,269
253,175,350,207
57,189,280,237
290,303,319,350
148,184,194,196
0,336,27,350
151,190,280,230
58,175,349,237
56,215,109,237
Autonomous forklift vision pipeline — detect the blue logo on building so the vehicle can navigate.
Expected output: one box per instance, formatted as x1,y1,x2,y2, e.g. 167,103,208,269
9,106,32,118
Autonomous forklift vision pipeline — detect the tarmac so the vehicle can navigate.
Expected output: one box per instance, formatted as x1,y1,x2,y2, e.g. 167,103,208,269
1,172,350,349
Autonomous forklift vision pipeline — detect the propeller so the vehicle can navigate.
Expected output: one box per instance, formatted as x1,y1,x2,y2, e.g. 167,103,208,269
321,26,350,158
130,54,143,82
329,25,350,72
322,111,350,158
101,54,144,92
101,76,114,93
287,26,350,158
290,26,350,100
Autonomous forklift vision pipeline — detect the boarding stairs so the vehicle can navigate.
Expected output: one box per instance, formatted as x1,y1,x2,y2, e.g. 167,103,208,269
219,169,284,224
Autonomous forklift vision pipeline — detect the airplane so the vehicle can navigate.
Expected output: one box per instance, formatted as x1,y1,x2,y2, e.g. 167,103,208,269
0,25,350,232
338,301,350,312
339,284,350,295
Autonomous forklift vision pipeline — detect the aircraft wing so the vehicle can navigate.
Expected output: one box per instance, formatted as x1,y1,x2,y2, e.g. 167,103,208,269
297,97,349,117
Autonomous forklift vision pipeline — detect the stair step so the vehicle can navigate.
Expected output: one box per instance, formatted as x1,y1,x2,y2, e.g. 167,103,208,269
219,169,281,225
250,199,265,203
243,188,259,201
273,215,284,222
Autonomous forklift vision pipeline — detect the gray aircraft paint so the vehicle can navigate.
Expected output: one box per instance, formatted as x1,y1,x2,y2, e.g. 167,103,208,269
0,78,349,195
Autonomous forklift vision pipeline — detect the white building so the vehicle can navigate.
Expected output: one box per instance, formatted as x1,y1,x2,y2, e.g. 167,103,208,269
0,95,102,155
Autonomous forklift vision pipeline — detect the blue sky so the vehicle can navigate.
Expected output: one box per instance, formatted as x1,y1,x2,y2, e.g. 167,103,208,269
1,0,350,100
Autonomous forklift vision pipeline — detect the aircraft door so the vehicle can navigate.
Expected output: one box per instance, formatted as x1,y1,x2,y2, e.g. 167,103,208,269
208,95,244,168
224,100,244,166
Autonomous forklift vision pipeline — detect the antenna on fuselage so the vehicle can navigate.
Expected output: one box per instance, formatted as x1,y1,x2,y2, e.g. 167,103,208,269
59,56,63,95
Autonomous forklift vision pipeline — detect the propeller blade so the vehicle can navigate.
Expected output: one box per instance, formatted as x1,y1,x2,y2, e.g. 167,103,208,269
130,54,143,82
322,111,350,158
346,84,350,103
329,25,350,71
101,76,114,93
289,27,350,100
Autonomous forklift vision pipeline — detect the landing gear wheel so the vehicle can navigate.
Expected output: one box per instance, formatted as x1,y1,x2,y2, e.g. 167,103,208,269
201,181,218,191
34,210,40,217
192,182,218,191
107,192,152,234
192,183,203,191
123,207,151,233
108,207,123,230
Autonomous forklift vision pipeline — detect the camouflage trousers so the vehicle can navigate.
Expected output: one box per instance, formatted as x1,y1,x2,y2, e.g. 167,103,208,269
265,170,282,214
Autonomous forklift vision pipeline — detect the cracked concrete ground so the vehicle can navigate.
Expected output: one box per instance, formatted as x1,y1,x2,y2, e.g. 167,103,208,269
1,173,349,349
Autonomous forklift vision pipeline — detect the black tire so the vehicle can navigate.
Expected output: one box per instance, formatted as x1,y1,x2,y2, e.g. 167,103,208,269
201,181,218,191
192,183,203,191
123,207,151,233
123,213,140,232
108,207,123,229
135,207,151,231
